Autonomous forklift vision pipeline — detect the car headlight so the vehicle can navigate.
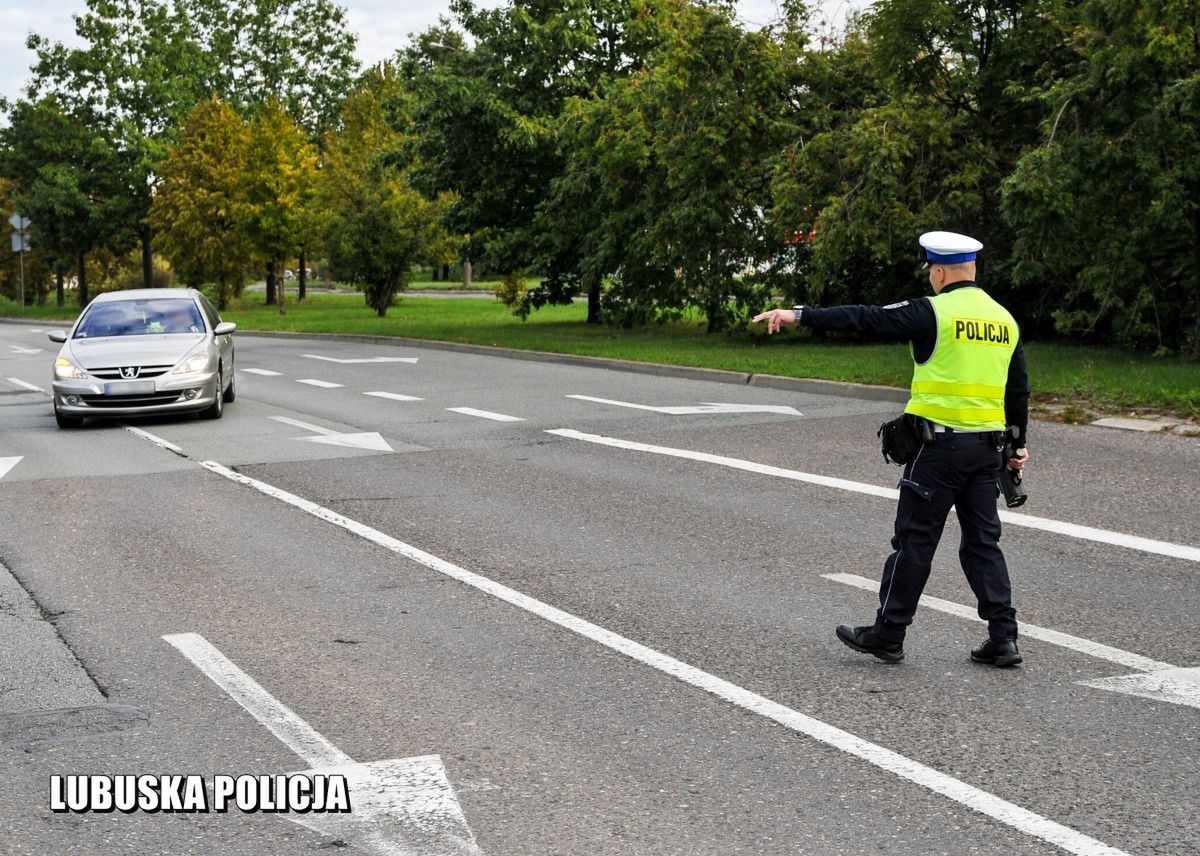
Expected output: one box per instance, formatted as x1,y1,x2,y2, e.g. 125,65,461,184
172,353,210,374
55,357,90,380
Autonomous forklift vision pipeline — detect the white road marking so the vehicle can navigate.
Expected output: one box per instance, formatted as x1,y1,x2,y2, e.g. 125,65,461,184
297,378,343,388
243,368,282,376
270,415,338,435
123,426,183,454
303,354,419,365
6,377,45,393
0,456,23,480
547,429,1200,564
1079,668,1200,710
567,394,802,416
197,458,1128,856
269,415,393,452
164,632,481,855
446,407,524,422
9,345,42,354
28,328,43,333
823,573,1174,673
365,391,424,402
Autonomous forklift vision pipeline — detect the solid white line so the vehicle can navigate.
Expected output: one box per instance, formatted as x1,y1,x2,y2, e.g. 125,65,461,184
567,394,662,412
6,377,45,393
242,368,282,376
296,378,343,388
365,391,424,402
198,458,1127,856
823,573,1174,673
163,632,352,769
123,426,183,454
446,407,524,423
546,429,1200,564
270,415,339,436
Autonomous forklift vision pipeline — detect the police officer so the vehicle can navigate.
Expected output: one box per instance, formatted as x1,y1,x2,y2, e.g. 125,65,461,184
753,231,1029,667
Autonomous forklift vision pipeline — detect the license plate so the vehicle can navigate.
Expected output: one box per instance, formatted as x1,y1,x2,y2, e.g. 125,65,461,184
104,381,155,395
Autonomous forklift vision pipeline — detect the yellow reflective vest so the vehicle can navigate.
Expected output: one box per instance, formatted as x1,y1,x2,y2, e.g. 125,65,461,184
903,286,1017,431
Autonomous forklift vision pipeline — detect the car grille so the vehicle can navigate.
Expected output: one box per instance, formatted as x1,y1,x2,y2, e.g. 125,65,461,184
79,391,186,408
88,365,173,379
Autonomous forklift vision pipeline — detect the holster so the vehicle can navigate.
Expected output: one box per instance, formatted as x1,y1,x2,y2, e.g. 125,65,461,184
877,413,924,465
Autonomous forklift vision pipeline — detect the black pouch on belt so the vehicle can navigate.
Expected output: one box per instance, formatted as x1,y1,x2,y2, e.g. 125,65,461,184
877,413,923,465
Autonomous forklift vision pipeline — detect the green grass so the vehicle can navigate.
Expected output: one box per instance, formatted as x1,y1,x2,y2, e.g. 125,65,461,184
6,291,1198,417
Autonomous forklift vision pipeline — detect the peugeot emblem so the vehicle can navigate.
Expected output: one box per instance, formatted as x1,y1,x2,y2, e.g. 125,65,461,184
120,366,140,379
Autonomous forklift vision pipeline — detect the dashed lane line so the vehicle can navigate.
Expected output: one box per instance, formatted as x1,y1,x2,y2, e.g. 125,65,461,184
242,368,282,376
182,453,1127,856
364,391,424,402
545,428,1200,565
446,407,524,423
6,377,46,394
296,379,343,389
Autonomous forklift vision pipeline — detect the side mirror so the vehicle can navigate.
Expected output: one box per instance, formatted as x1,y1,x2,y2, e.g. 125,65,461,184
47,330,68,344
213,322,237,336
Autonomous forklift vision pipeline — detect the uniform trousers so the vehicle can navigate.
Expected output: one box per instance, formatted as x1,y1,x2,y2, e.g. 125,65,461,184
873,431,1018,643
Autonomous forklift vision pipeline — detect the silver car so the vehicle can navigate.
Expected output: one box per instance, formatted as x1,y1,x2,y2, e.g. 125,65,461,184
49,288,236,428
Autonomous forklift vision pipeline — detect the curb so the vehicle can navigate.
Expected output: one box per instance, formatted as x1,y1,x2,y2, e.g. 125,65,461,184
239,328,911,403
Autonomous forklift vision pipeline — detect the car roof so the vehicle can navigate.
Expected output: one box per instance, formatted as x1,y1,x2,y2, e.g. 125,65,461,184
92,289,202,303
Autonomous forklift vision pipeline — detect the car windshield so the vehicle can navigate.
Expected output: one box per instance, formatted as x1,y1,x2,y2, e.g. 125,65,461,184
73,299,205,338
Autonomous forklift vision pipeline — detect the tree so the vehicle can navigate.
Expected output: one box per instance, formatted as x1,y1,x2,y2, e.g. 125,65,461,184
1002,0,1200,356
148,98,254,309
539,0,802,331
0,97,132,306
772,0,1074,315
408,0,652,322
321,70,454,317
244,101,319,309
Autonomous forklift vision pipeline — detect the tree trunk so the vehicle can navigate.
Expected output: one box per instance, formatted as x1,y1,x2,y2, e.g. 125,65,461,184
265,261,277,305
278,258,287,315
76,252,89,306
431,265,439,282
587,278,601,324
442,263,450,281
56,268,64,306
141,226,153,289
463,258,473,289
1192,209,1200,360
298,247,307,301
217,278,228,311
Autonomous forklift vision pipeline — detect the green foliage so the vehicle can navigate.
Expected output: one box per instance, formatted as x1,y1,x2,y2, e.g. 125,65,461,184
148,98,255,309
320,70,455,317
1002,0,1200,355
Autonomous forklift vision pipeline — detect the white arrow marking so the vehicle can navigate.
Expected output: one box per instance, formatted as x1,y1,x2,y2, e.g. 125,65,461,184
303,354,419,365
9,345,42,355
825,573,1200,710
269,415,394,452
6,377,45,393
1079,667,1200,710
163,633,482,855
243,368,282,376
0,457,22,479
566,394,801,416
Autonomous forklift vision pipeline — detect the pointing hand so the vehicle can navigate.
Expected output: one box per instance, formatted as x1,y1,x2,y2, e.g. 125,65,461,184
752,309,796,335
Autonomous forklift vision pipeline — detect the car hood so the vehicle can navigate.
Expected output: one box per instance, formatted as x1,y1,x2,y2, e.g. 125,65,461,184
67,335,206,369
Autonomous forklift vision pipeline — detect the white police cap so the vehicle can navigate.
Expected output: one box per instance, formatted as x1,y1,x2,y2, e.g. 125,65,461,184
919,231,983,264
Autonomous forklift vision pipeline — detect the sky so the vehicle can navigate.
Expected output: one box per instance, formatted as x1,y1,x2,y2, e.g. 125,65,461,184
0,0,864,107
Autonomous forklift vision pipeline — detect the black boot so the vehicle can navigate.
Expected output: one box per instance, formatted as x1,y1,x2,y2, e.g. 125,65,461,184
971,638,1022,667
836,625,904,663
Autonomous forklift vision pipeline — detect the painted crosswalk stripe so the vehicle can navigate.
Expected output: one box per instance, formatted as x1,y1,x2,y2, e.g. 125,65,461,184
199,458,1128,856
243,368,282,377
545,429,1200,565
446,407,523,422
364,391,424,402
296,379,343,389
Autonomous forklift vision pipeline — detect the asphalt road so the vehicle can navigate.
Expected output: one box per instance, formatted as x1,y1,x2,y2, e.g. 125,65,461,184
1,319,1198,856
